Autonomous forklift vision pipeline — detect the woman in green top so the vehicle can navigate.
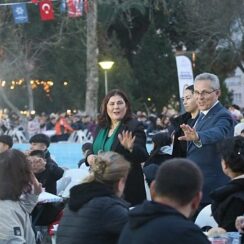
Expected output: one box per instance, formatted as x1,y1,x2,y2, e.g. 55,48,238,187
87,89,149,205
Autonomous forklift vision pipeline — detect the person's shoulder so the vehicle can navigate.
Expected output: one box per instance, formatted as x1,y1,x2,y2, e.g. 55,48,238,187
90,196,128,209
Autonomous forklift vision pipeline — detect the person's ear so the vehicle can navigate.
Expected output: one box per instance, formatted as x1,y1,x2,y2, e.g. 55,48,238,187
150,180,157,199
191,191,202,212
117,177,126,196
221,160,228,174
216,89,221,97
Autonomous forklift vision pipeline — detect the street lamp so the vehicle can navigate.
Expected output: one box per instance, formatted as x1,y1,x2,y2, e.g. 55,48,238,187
99,61,114,95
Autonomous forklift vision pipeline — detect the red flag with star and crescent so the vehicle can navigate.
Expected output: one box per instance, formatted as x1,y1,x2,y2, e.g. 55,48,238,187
39,0,55,21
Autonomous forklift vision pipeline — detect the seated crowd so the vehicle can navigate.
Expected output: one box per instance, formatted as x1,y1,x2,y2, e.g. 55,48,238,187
1,83,244,243
0,135,243,243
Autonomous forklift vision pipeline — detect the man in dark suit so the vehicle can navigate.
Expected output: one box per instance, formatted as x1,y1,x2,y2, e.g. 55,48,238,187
179,72,235,208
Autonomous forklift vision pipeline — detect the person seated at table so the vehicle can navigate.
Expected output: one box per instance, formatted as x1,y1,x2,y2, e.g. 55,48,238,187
56,151,130,244
118,158,210,244
0,149,42,243
29,150,65,226
210,136,244,231
29,133,64,194
77,142,92,168
0,134,13,153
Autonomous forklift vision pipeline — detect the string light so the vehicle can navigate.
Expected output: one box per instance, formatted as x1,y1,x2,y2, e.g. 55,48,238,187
0,79,55,95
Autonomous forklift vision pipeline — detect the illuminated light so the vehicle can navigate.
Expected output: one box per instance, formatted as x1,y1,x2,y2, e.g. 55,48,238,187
99,61,114,94
147,97,151,102
1,80,6,87
64,81,68,86
30,80,34,85
11,81,15,85
99,61,114,70
30,110,36,115
10,85,14,89
67,109,71,115
47,81,53,86
73,109,77,113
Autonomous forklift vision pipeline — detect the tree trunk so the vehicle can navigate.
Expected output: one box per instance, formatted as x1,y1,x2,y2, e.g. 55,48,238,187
85,0,99,118
26,78,34,112
25,61,35,113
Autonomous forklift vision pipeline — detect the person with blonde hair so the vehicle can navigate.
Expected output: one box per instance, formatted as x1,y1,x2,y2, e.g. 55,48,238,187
57,151,130,244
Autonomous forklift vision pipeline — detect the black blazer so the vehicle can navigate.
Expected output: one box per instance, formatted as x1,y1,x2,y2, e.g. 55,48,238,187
89,118,149,206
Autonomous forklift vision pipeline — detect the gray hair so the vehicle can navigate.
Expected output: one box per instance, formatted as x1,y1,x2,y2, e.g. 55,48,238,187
194,72,220,90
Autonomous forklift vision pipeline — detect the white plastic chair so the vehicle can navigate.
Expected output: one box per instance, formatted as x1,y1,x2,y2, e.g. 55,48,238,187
56,176,72,196
61,168,89,198
67,130,93,144
195,204,218,229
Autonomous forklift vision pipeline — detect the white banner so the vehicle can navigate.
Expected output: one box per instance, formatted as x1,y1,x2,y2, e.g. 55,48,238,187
176,55,194,98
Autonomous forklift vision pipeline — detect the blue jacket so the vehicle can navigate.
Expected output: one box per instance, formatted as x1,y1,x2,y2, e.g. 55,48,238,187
187,102,234,204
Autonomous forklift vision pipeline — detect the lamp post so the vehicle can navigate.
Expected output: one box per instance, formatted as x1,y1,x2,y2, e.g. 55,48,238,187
99,61,114,95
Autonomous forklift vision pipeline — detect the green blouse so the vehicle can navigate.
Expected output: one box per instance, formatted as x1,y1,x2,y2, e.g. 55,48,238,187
93,123,121,154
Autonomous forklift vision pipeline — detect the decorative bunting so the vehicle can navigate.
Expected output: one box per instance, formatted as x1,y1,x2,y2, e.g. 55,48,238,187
39,0,55,21
11,3,29,24
0,0,89,24
60,0,66,13
83,0,88,14
67,0,83,18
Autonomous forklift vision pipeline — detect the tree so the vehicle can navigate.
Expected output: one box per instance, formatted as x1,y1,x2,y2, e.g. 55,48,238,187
85,0,99,118
132,24,178,112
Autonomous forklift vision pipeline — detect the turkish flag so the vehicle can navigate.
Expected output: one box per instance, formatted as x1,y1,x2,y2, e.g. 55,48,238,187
39,0,55,21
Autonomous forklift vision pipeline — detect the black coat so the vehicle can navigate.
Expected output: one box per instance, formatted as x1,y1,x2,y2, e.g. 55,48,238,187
210,177,244,231
88,118,149,206
171,112,197,158
118,201,210,244
143,148,173,186
32,150,64,226
57,181,129,244
35,150,64,195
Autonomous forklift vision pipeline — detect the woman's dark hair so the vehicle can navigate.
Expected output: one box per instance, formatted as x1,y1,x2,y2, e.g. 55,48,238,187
98,89,133,127
0,149,32,200
185,84,194,93
150,132,172,159
218,136,244,173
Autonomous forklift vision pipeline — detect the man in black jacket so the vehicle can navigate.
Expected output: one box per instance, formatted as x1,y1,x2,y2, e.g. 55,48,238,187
29,133,64,226
29,133,64,194
118,158,210,244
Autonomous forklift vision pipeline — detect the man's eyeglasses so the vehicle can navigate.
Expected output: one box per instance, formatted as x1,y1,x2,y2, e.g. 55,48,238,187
193,89,218,97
